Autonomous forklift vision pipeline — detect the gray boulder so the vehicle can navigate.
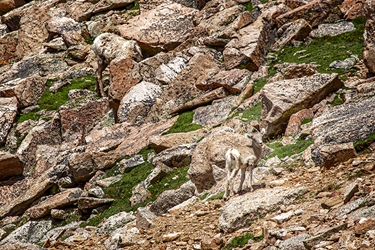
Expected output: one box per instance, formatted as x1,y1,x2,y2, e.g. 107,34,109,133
152,143,196,168
310,21,356,38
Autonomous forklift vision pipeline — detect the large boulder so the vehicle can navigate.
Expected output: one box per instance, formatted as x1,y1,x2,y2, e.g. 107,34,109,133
0,152,23,181
339,0,365,20
219,187,307,232
118,3,197,55
260,73,343,138
25,188,83,219
117,81,162,125
223,19,274,71
188,127,255,192
0,97,17,145
272,19,312,51
0,31,19,67
364,0,375,74
152,143,196,168
0,0,26,16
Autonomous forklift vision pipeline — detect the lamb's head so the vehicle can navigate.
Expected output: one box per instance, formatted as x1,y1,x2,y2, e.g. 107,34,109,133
246,128,265,149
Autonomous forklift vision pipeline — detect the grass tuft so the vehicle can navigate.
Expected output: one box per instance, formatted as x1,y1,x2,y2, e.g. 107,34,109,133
266,138,313,160
223,233,263,250
354,132,375,152
164,111,202,135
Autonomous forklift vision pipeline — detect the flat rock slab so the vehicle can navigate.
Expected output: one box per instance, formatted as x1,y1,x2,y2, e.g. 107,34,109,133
219,186,307,232
260,73,343,138
118,3,197,55
311,95,375,147
310,21,355,38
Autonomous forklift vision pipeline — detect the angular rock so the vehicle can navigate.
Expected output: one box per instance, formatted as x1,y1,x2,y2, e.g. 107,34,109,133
272,19,312,51
50,208,81,220
0,165,66,218
271,63,318,82
193,96,237,127
149,181,195,215
136,207,156,230
118,155,144,173
223,19,274,71
285,109,314,136
197,69,251,94
0,152,23,181
311,95,375,147
279,233,310,250
78,197,114,212
260,73,343,138
339,0,365,20
312,142,357,168
155,56,188,85
303,223,347,249
170,87,229,115
130,182,151,206
109,58,142,104
98,211,136,234
118,3,197,55
0,31,19,67
276,0,343,28
343,182,359,203
0,75,46,108
0,242,43,250
310,21,356,38
68,152,96,183
149,128,207,153
364,0,375,73
219,187,307,232
0,97,17,145
0,0,26,15
152,144,196,168
59,97,110,143
25,188,83,219
321,196,344,209
117,81,162,125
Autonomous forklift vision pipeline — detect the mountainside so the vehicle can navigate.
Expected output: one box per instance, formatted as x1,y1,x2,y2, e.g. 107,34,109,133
0,0,375,249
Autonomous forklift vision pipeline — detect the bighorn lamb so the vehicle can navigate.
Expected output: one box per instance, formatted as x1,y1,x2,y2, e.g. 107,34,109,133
92,33,143,97
224,128,265,200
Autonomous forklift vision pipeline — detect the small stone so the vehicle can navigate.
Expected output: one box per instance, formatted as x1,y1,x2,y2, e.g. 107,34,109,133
162,232,181,242
272,210,295,223
343,182,359,203
321,196,343,209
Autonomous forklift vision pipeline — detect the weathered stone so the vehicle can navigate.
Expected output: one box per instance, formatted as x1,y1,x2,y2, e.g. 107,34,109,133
149,129,207,153
364,0,375,73
223,19,274,71
312,142,357,168
118,155,144,173
0,97,17,145
0,75,46,108
78,197,114,212
219,187,307,232
0,165,66,218
260,73,343,138
276,0,344,28
311,95,375,147
0,152,23,181
0,31,18,67
0,0,26,15
149,181,195,215
98,211,136,234
118,3,197,55
136,207,156,230
0,242,43,250
321,196,344,209
310,21,356,38
46,16,87,46
272,19,312,51
155,56,188,85
339,0,365,20
303,223,347,249
285,109,314,136
96,175,122,188
0,220,52,245
343,182,359,203
336,197,367,217
329,57,356,69
197,69,251,94
152,144,196,168
85,0,135,19
65,0,97,22
284,0,311,9
25,188,82,219
109,58,142,104
130,182,151,206
279,233,310,250
50,208,81,220
68,152,95,183
44,37,67,52
59,97,110,144
193,96,237,127
117,81,162,125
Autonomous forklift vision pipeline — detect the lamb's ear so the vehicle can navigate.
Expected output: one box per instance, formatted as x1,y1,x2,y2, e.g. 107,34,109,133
260,128,266,135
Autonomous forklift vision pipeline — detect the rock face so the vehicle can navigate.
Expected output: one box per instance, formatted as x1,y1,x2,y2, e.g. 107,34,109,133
219,187,307,233
118,3,197,55
260,73,343,138
0,152,23,181
0,0,26,16
0,97,17,144
223,19,274,71
364,0,375,74
272,19,312,51
0,32,19,67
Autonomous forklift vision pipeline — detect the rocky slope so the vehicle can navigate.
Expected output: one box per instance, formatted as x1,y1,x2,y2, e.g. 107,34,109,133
0,0,375,249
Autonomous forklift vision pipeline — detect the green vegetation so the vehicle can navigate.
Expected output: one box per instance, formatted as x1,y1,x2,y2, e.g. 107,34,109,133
223,233,263,250
328,93,345,106
354,131,375,152
241,102,262,122
242,2,254,12
17,75,96,123
269,17,365,76
207,191,224,201
164,111,202,135
129,0,139,10
253,78,268,94
301,118,313,125
266,138,313,160
81,147,189,227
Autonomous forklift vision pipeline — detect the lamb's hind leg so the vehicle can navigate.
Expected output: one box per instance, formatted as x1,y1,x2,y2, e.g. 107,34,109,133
238,167,246,194
95,57,107,97
248,164,254,192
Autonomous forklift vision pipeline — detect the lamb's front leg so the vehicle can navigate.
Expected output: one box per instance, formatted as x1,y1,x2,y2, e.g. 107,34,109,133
248,164,254,192
95,57,107,97
238,167,246,194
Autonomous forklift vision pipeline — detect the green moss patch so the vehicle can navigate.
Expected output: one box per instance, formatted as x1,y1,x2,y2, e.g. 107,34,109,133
164,111,202,135
223,233,263,250
354,132,375,152
266,138,313,160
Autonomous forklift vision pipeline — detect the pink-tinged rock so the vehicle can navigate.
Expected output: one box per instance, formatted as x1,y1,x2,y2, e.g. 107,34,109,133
276,0,344,28
25,188,82,219
223,19,274,71
78,197,114,212
118,3,197,55
339,0,365,20
0,31,19,67
260,73,343,138
170,87,229,115
313,142,357,168
115,117,178,157
364,0,375,73
272,19,312,51
0,152,23,181
285,109,314,136
0,76,46,108
139,0,205,12
0,0,25,15
0,97,17,145
65,0,97,22
15,5,51,58
196,69,251,94
59,98,110,143
109,58,142,104
284,0,312,9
